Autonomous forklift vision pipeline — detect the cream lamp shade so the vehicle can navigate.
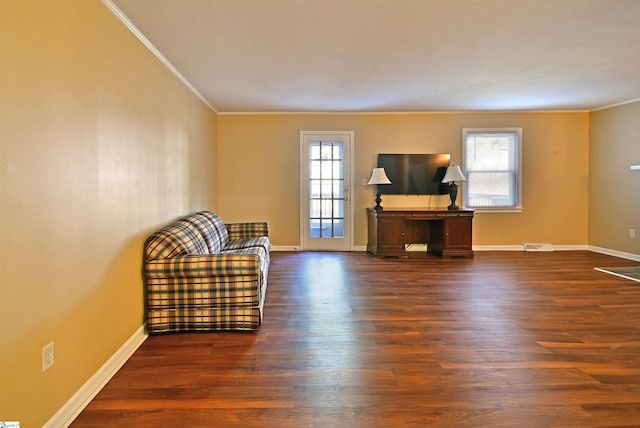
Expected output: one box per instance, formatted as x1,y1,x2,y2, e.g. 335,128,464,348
367,167,392,185
441,165,467,183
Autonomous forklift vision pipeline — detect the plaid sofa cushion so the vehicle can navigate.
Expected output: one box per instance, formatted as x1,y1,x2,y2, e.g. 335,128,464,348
145,221,208,261
180,211,229,254
200,211,229,250
226,222,269,241
223,236,271,253
221,246,269,275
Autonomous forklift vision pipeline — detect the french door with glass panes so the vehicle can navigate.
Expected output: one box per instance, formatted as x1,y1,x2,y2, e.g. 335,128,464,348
300,132,353,251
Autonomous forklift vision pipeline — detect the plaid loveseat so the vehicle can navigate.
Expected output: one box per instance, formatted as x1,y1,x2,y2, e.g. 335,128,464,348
144,211,270,333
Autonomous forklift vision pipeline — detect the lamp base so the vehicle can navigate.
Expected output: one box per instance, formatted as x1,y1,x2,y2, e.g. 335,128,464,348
373,191,384,211
447,182,460,211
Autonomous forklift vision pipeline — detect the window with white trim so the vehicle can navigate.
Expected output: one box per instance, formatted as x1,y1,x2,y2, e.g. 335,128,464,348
462,128,522,212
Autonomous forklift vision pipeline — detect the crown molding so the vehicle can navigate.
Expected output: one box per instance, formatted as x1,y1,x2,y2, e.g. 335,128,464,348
591,97,640,112
217,109,590,115
101,0,217,113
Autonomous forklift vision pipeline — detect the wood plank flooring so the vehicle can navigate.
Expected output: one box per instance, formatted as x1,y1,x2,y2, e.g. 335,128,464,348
71,251,640,427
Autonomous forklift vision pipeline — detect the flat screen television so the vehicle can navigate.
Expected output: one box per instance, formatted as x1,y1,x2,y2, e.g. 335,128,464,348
377,153,451,195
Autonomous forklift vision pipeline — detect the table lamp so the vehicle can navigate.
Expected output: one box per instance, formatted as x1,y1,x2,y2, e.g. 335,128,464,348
367,167,392,211
442,165,467,210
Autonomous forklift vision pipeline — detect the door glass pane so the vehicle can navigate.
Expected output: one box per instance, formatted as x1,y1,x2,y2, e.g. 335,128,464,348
334,200,344,218
321,160,333,177
310,218,321,238
310,160,321,179
333,180,344,198
333,159,344,179
308,140,345,239
310,180,320,198
321,219,332,237
310,199,320,218
333,144,343,159
321,179,332,198
321,141,333,159
333,219,344,238
310,143,320,160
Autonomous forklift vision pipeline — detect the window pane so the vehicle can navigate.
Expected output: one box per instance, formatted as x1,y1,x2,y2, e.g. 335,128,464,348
466,134,515,171
463,129,521,210
467,172,515,206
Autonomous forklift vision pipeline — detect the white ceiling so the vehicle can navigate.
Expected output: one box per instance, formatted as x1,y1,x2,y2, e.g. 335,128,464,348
108,0,640,113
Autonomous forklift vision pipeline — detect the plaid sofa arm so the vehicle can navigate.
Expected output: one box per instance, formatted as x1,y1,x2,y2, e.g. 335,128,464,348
226,222,269,241
146,254,260,279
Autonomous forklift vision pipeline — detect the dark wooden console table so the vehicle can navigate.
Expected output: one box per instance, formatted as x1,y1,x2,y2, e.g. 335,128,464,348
367,208,474,259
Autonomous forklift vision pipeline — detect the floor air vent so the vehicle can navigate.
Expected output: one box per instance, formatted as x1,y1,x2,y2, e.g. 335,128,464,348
524,243,554,252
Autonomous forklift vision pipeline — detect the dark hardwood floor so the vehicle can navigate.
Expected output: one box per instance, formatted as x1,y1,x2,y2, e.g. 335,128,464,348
72,250,640,427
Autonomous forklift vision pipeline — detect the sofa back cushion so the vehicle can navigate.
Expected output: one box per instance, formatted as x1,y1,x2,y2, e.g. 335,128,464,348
185,211,229,253
146,221,208,260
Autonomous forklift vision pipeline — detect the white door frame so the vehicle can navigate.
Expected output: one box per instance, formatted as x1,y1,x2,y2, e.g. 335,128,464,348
300,131,354,251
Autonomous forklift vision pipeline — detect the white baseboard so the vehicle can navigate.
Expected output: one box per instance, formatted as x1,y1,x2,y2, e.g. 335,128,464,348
473,245,524,251
277,245,594,253
588,245,640,262
556,245,591,251
272,246,369,252
44,325,148,428
272,246,301,251
473,245,589,251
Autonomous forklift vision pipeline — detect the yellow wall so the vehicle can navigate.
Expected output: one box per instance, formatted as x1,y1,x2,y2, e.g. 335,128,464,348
0,1,217,425
589,101,640,254
218,112,589,248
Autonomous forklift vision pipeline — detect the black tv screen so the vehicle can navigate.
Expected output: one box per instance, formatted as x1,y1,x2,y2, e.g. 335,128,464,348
377,153,451,195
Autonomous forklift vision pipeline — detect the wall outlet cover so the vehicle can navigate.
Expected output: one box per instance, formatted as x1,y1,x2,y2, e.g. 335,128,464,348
43,342,54,372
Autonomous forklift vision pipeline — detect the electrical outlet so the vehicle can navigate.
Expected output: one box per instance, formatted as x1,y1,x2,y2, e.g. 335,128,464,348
631,229,636,238
43,342,54,372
